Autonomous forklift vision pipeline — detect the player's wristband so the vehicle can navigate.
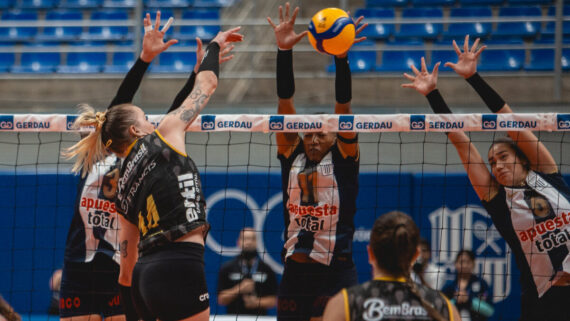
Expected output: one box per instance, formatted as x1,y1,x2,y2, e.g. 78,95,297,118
466,73,505,113
335,56,352,104
277,49,295,99
197,42,220,78
337,133,358,144
119,285,139,321
426,89,452,114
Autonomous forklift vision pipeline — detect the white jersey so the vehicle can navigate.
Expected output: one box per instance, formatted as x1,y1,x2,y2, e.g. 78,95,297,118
483,170,570,297
63,155,122,264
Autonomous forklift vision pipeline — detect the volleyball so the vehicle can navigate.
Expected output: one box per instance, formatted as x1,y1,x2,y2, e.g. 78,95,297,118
308,8,355,56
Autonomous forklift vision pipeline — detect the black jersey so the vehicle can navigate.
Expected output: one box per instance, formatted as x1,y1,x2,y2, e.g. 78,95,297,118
116,130,208,254
344,277,452,321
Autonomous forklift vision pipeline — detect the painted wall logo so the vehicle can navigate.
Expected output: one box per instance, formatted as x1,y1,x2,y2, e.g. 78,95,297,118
410,115,425,130
429,206,511,303
67,115,78,130
338,115,354,131
482,114,497,130
269,115,284,131
201,115,216,131
0,115,14,130
558,114,570,130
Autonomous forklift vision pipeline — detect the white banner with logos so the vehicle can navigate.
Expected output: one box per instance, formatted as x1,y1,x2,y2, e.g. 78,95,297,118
0,113,569,132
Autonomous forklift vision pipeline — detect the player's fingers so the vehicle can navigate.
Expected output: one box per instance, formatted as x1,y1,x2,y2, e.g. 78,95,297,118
196,37,203,52
444,62,457,71
294,30,309,43
463,35,469,53
411,64,420,75
278,5,284,23
475,45,487,58
356,22,368,35
401,83,416,89
403,73,416,81
452,40,461,56
285,2,290,21
220,54,234,64
432,62,440,78
160,17,174,34
227,32,244,42
154,11,161,31
222,44,234,55
267,17,277,29
420,57,427,73
353,36,367,45
144,13,151,27
291,6,300,24
354,16,364,27
471,37,480,53
163,39,178,50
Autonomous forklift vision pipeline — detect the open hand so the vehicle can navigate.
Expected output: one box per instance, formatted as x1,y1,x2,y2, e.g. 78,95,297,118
267,2,308,50
140,11,178,62
401,57,440,96
193,38,236,73
211,26,244,52
444,35,486,79
336,14,368,58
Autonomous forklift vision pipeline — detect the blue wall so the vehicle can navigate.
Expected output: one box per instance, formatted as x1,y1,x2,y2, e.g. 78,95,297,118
3,172,568,319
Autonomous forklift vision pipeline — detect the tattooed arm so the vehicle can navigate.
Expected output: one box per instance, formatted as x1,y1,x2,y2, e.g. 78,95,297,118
118,215,139,286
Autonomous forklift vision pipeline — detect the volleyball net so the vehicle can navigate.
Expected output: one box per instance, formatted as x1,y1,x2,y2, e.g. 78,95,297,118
1,112,569,321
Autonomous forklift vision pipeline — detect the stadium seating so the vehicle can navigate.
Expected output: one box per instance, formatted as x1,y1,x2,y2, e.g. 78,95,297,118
366,0,408,7
175,9,220,41
411,0,455,7
145,0,193,8
508,0,552,5
58,50,106,73
19,0,56,9
0,52,15,72
525,48,570,71
327,41,377,73
103,51,135,73
81,10,130,42
396,8,443,40
477,48,525,71
0,0,16,8
0,11,38,42
151,51,196,73
36,10,83,42
444,7,492,39
459,0,503,6
493,6,541,39
57,0,103,9
542,6,570,39
430,50,457,71
11,46,60,73
193,0,235,7
355,8,394,40
102,0,135,8
376,42,425,72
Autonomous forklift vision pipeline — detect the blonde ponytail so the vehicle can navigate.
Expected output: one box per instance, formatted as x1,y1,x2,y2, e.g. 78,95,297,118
62,104,108,177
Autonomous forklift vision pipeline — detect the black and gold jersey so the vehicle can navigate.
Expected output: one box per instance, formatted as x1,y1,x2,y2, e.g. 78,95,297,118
116,130,208,254
343,277,453,321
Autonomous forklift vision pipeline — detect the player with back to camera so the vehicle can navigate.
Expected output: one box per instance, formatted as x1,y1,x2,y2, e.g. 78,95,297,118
323,211,460,321
401,35,570,321
267,3,367,320
63,14,243,321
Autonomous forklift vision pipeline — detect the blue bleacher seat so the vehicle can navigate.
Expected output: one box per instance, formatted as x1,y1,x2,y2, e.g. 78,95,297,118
459,0,503,6
58,50,106,73
145,0,193,8
0,11,38,42
477,49,524,71
103,51,135,73
81,10,130,42
36,11,83,42
430,50,457,71
412,0,455,7
175,9,220,41
376,43,425,72
542,6,570,39
444,7,492,40
327,41,377,73
0,0,16,9
151,51,196,73
508,0,551,5
11,49,60,73
366,0,408,7
20,0,56,9
58,0,103,8
524,48,570,71
0,52,14,72
193,0,235,7
355,8,394,40
396,8,443,40
493,6,541,39
102,0,135,8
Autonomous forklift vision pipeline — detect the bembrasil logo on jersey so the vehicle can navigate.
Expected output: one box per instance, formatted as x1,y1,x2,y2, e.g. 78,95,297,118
201,115,216,131
338,115,354,131
482,114,497,130
0,115,14,130
269,115,284,131
410,115,425,130
67,115,78,130
362,298,427,320
558,114,570,130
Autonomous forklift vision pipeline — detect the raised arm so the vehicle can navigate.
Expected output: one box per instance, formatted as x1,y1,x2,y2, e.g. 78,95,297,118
268,3,307,157
158,27,243,152
446,35,558,174
333,15,367,158
402,57,498,201
108,11,177,109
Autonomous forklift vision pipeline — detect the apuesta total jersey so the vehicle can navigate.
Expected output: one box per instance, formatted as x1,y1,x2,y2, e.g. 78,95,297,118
116,130,208,254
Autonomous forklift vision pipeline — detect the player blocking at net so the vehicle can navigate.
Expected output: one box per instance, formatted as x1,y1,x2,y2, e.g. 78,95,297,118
64,17,243,321
267,3,367,320
401,35,570,321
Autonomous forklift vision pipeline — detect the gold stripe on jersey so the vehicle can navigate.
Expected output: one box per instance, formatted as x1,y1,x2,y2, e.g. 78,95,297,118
155,129,187,157
342,289,350,321
444,296,454,321
373,276,407,283
139,194,160,236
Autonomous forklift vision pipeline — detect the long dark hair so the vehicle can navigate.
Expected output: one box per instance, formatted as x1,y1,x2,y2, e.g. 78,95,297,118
371,211,447,321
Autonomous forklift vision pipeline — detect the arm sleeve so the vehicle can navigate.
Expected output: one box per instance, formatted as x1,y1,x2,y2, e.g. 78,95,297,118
107,58,150,109
167,71,197,113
